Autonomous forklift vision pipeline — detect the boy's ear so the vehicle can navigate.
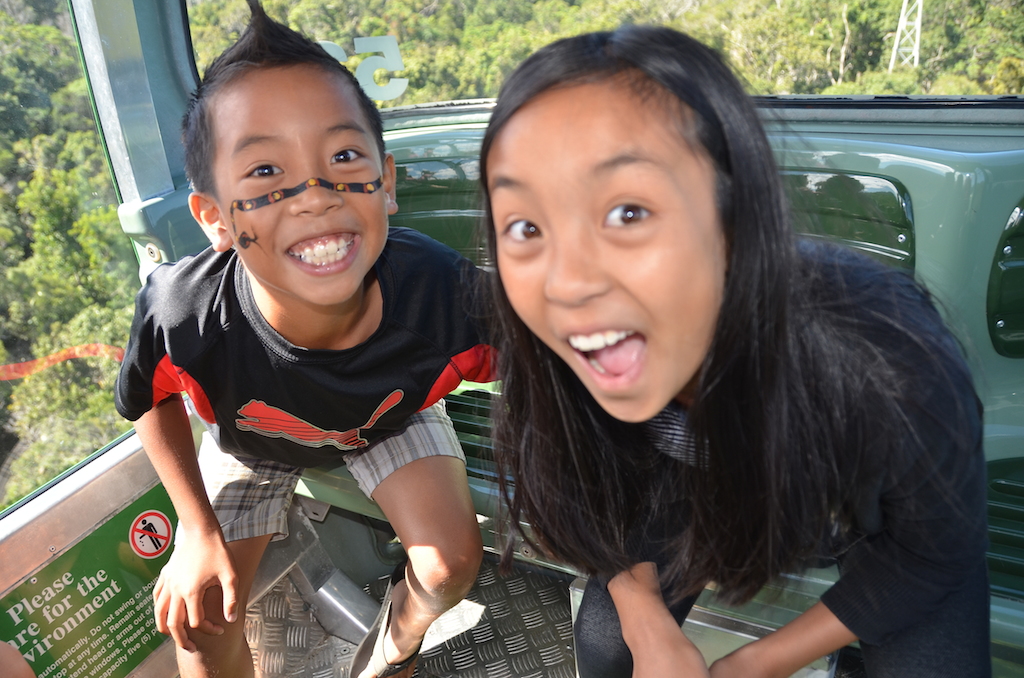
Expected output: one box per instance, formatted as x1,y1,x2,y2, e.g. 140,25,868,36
189,192,234,252
382,152,399,216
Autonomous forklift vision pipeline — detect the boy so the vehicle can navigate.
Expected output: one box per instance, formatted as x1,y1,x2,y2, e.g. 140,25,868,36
114,4,494,678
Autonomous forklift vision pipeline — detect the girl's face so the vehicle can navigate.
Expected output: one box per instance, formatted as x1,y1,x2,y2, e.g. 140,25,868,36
487,78,727,422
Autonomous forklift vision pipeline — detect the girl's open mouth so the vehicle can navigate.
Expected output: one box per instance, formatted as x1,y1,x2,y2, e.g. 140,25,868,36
568,330,644,377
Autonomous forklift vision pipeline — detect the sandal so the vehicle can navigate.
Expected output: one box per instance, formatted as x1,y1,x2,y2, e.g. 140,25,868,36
350,562,422,678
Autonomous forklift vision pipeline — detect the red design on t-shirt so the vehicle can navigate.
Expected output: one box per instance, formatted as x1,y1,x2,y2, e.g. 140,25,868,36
236,389,404,450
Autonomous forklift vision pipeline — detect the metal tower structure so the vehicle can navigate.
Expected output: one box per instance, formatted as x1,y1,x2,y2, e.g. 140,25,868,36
889,0,923,72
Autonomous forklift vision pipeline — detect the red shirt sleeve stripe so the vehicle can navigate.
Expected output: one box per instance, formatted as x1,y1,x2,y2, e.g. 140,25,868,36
420,344,498,411
152,354,216,423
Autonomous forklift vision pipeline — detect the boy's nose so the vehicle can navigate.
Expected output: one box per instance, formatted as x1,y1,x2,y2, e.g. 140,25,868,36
543,237,609,306
288,179,343,216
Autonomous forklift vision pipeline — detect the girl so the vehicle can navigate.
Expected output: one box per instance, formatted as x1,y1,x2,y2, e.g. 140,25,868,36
479,26,989,678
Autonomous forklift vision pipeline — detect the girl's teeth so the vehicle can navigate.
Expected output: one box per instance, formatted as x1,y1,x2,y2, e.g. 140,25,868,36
569,330,634,353
588,357,607,374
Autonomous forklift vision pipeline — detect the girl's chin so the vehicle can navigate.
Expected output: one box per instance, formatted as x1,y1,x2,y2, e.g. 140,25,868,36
593,393,667,423
569,366,670,423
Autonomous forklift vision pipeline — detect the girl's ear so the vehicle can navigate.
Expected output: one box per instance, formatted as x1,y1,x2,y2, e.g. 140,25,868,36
381,152,399,216
189,192,234,252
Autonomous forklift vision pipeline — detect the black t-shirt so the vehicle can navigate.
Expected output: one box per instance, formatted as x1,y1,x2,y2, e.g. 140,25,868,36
115,227,495,467
644,242,987,647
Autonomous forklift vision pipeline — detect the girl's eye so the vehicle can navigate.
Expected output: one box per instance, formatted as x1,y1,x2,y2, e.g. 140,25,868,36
606,204,649,227
250,164,281,178
333,149,362,163
506,219,541,242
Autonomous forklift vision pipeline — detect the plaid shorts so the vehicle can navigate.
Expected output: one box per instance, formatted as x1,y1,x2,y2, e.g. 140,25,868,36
196,400,465,543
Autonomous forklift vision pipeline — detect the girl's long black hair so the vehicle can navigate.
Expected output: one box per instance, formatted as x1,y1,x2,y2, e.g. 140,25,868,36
479,26,979,604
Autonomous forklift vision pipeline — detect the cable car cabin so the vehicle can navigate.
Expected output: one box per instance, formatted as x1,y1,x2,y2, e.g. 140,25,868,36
1,1,1024,676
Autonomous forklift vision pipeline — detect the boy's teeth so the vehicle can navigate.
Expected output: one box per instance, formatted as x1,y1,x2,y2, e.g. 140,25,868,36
569,330,635,353
292,236,352,266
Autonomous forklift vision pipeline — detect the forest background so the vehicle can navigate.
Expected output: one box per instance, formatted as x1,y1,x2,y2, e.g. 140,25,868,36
1,0,1023,507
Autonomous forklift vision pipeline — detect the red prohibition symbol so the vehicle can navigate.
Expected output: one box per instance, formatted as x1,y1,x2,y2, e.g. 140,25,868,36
129,510,172,559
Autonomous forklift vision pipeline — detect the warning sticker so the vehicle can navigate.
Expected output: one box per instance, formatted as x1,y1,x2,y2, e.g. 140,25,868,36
128,510,172,559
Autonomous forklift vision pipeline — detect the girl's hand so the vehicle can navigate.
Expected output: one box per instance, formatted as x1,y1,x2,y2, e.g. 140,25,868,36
708,602,855,678
709,645,769,678
607,563,710,678
153,527,239,651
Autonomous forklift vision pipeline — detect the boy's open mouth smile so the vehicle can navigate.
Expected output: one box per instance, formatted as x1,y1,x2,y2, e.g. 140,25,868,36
568,330,643,377
288,233,355,267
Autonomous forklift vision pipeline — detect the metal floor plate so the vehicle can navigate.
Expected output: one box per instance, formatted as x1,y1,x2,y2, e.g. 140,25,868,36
245,576,357,678
245,559,576,678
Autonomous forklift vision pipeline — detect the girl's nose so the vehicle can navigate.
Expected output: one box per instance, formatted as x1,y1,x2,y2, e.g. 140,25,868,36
543,237,609,306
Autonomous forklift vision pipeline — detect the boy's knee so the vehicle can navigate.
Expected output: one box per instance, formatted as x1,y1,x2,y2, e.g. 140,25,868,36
408,543,482,607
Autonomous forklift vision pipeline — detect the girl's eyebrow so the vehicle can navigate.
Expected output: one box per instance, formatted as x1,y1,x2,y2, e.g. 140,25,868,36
593,151,656,175
490,152,655,191
490,175,525,191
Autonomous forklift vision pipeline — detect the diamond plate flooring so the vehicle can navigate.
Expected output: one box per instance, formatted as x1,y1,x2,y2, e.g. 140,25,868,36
245,559,577,678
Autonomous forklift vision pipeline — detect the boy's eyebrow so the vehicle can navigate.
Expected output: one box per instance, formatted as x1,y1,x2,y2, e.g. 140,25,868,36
326,122,367,137
231,122,369,156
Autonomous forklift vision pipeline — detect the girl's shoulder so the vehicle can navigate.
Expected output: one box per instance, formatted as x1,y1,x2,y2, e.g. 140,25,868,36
796,238,920,302
794,238,945,342
793,237,976,410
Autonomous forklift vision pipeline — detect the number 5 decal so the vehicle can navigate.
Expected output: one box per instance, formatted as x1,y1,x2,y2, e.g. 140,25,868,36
318,37,409,101
353,36,409,100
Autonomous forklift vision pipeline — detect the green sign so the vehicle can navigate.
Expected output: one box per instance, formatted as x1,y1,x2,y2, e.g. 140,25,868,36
1,485,176,678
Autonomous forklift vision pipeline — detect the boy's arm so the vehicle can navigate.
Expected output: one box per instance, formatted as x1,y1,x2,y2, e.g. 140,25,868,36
133,395,239,651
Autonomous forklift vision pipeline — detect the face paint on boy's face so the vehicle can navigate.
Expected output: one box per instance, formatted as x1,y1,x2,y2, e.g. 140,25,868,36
228,177,384,250
487,78,728,423
197,64,398,319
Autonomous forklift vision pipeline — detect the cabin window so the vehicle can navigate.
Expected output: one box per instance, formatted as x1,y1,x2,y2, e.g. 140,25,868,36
184,0,1022,104
0,4,136,510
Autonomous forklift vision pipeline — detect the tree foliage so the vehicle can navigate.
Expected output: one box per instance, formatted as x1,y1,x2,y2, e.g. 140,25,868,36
183,0,1024,103
0,8,132,507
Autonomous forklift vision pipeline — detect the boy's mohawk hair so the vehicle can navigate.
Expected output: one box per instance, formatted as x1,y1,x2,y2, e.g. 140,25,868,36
182,0,385,196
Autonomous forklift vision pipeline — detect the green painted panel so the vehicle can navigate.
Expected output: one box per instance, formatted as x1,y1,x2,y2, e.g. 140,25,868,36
1,486,176,678
988,203,1024,358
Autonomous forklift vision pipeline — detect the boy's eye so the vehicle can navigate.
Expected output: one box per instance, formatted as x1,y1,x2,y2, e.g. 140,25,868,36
333,149,362,163
606,204,649,227
506,219,540,242
249,164,282,178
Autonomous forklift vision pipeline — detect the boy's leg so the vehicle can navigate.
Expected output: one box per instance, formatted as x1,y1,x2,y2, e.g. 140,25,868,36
173,433,303,678
347,402,483,677
174,534,272,678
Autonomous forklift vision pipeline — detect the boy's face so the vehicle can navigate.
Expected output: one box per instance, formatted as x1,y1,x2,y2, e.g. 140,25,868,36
190,64,396,319
487,78,727,423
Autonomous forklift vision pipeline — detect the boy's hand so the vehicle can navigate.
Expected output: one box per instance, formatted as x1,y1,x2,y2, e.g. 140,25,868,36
153,528,239,651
